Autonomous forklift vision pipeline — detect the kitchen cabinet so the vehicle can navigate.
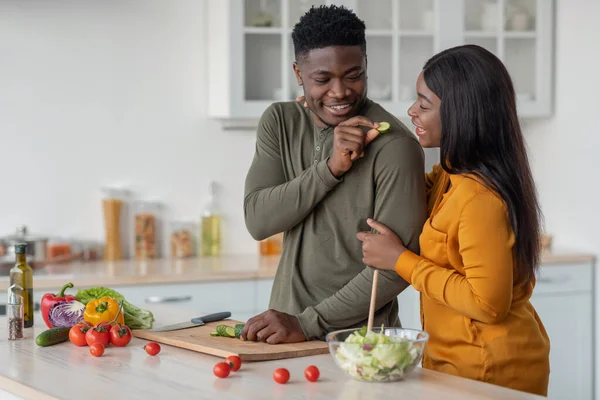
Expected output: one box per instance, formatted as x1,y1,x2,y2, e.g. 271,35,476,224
207,0,554,128
32,280,267,324
530,261,595,400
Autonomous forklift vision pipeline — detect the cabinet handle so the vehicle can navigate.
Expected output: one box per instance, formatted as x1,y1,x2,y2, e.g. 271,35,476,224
537,276,570,284
145,295,192,304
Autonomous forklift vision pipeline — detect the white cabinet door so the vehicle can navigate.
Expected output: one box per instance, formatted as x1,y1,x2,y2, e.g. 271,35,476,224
397,286,421,330
530,262,594,400
531,292,593,400
110,281,257,323
255,278,274,312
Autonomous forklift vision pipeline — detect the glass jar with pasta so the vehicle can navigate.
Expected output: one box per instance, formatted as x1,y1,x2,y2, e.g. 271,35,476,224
170,221,195,258
134,201,160,260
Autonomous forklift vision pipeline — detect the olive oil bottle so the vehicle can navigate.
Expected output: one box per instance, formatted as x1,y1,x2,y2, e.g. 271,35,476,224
9,244,33,328
201,181,221,256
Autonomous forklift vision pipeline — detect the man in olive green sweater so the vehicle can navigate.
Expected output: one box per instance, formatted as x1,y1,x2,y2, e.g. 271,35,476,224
241,5,426,343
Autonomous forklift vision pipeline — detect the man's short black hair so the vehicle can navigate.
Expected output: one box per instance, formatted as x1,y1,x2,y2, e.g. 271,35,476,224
292,5,367,63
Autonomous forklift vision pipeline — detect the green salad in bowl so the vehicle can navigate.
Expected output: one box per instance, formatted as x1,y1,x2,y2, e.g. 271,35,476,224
326,326,428,382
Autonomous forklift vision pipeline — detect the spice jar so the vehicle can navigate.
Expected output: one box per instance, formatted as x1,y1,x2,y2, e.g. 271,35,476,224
102,188,128,261
170,221,195,258
259,232,283,256
134,201,161,260
7,284,24,340
47,237,72,259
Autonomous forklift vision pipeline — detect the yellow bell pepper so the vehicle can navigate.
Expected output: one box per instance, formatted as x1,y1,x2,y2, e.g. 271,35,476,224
84,297,124,326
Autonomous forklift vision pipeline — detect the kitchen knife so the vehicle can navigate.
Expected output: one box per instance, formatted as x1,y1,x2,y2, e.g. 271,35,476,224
149,311,232,332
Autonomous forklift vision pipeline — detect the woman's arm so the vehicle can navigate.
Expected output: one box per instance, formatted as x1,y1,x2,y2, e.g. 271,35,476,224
395,192,515,324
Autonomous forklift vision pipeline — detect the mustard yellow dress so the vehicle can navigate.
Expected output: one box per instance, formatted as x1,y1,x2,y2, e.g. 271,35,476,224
395,164,550,396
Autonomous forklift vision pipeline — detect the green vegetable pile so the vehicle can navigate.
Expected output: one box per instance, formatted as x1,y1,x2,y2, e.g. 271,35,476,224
334,326,423,382
76,287,155,330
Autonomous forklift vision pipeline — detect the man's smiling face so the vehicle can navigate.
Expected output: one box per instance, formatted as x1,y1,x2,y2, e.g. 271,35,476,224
293,45,368,127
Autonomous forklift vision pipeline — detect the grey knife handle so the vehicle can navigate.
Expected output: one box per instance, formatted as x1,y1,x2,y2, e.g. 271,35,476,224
191,312,231,324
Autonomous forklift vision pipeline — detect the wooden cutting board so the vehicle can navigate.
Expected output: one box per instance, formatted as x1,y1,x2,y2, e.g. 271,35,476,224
132,320,330,361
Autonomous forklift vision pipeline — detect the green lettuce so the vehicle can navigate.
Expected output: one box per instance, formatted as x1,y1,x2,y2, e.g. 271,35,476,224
335,327,422,381
76,287,154,330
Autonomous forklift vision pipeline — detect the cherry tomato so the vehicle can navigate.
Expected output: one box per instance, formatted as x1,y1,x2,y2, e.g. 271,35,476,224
110,324,132,347
213,362,231,378
89,342,105,357
304,365,320,382
85,325,110,347
97,321,115,333
144,342,161,356
273,368,290,384
69,323,90,347
226,355,242,372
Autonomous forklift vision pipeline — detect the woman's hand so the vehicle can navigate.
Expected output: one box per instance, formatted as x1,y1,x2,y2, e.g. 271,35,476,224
357,219,407,271
296,95,308,109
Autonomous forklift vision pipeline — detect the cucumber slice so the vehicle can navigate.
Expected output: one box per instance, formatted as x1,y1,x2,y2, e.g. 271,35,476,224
215,325,230,337
377,121,391,133
224,326,236,338
214,324,236,338
234,324,245,339
210,332,219,337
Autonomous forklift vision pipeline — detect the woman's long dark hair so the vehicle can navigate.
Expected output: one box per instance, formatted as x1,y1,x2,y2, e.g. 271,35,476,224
423,44,542,286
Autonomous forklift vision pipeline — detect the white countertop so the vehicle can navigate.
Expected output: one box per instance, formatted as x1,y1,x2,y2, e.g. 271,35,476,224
0,250,595,291
0,306,545,400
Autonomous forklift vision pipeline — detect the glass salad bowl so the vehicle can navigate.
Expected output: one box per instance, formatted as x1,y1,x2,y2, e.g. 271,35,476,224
326,327,429,382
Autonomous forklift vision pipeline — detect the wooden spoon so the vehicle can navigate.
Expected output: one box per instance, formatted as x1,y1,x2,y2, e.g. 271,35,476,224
367,269,379,332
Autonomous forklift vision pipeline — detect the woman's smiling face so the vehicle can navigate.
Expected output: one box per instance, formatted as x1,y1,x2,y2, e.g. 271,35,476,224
407,72,442,148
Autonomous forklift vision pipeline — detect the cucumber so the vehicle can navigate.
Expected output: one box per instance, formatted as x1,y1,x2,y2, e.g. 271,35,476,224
36,326,71,347
377,121,391,133
234,324,245,339
212,324,240,338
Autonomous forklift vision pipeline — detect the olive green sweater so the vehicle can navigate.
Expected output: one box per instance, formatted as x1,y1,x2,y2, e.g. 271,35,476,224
244,100,426,339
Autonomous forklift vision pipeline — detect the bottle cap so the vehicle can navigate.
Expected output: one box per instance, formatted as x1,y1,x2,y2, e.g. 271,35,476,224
14,243,27,254
7,284,23,305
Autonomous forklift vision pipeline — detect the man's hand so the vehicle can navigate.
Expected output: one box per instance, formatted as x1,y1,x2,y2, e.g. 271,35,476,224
240,309,307,344
356,218,407,271
328,116,381,177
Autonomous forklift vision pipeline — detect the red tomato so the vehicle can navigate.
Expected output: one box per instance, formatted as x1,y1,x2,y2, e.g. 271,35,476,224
273,368,290,384
69,323,89,347
89,342,105,357
85,326,110,347
97,321,114,333
213,362,231,378
144,342,161,356
110,324,132,347
304,365,320,382
226,355,242,372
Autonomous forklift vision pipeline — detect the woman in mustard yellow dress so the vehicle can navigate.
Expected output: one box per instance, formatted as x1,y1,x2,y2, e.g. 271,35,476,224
357,44,551,396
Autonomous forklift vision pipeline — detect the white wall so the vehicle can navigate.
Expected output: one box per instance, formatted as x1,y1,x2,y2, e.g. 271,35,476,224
0,0,598,259
525,0,600,259
0,0,258,255
523,0,600,391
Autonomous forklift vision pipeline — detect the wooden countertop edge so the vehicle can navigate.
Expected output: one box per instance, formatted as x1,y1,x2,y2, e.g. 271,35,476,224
0,374,59,400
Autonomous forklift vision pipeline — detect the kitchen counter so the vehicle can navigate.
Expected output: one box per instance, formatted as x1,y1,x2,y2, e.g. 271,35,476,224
0,255,281,291
0,250,595,291
0,306,544,400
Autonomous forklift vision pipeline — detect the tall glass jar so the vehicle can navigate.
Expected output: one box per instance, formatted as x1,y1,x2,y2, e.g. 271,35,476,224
134,201,160,260
101,188,128,261
170,221,195,258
